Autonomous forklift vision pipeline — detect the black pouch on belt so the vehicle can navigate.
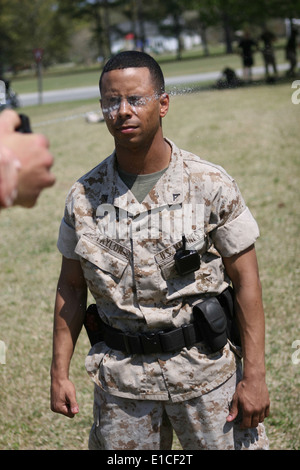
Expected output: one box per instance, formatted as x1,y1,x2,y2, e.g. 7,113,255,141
217,286,241,347
193,297,227,352
84,304,103,346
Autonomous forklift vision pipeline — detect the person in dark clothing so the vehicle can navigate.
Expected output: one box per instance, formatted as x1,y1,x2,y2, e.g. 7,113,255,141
238,32,258,81
260,29,277,79
286,28,298,77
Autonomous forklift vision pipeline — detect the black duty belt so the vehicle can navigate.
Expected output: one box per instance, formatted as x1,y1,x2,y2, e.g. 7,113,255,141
100,320,203,355
84,287,238,354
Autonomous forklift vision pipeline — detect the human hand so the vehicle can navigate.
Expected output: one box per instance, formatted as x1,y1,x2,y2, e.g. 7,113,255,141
0,109,55,208
227,376,270,429
0,144,21,207
50,377,80,418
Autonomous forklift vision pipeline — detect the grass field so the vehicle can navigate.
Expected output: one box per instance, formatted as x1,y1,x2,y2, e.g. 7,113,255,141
0,78,299,450
10,46,288,94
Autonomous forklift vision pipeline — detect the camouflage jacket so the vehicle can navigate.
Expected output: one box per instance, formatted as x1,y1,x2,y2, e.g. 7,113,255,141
57,139,259,402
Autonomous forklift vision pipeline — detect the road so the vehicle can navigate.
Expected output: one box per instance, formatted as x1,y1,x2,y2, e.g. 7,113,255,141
18,63,292,107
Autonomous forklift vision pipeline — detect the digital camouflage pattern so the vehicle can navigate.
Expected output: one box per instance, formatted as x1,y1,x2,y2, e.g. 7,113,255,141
88,371,269,450
57,139,259,401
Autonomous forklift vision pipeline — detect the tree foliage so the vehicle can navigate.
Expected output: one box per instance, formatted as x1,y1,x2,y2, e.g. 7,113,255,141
0,0,71,74
1,0,299,75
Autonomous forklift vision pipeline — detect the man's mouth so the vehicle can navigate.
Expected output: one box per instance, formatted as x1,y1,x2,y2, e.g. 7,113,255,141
118,125,137,134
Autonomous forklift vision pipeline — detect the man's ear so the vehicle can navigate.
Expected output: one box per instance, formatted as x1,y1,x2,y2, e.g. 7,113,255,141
159,93,169,118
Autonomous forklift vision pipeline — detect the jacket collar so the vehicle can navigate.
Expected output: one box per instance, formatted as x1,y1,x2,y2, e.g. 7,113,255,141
105,139,184,216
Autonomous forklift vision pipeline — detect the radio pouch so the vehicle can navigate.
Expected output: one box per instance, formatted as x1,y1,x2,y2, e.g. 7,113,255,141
193,297,227,352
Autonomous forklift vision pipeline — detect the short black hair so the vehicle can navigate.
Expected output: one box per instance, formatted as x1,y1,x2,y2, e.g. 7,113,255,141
99,51,165,95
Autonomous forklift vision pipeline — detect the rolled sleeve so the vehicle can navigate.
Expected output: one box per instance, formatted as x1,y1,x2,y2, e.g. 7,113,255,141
212,207,260,257
57,217,80,260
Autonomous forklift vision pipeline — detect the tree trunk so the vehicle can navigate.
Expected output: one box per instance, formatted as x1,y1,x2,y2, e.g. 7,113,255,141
221,9,233,54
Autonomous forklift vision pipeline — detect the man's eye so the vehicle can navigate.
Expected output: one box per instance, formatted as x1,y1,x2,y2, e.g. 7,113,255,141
103,97,119,106
102,97,120,113
128,96,145,106
109,98,120,106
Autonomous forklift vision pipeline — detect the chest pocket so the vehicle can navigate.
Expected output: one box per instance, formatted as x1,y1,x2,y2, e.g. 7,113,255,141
155,230,208,281
75,234,129,280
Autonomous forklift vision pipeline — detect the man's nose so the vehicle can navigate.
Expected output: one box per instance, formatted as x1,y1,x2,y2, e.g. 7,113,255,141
118,98,132,116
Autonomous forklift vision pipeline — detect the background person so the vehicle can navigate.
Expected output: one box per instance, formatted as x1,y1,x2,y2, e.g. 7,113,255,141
260,29,277,80
238,31,258,81
286,27,298,77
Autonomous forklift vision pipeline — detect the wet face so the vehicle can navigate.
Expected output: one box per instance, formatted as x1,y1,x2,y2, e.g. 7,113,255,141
100,67,169,150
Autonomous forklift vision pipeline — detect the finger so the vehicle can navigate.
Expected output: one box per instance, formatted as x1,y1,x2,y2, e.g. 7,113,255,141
227,395,239,422
32,133,50,150
26,133,54,173
66,399,79,418
241,411,261,429
62,404,78,418
251,416,260,429
0,109,21,134
0,146,19,207
258,405,270,424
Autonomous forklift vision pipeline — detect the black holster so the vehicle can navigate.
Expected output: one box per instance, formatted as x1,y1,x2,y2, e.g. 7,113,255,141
84,304,103,346
193,298,227,352
193,286,241,352
217,286,241,347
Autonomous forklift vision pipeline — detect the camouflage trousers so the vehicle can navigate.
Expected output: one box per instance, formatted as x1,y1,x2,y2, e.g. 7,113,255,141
88,372,269,450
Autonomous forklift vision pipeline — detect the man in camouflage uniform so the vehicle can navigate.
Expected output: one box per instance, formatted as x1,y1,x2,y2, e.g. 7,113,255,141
50,51,270,450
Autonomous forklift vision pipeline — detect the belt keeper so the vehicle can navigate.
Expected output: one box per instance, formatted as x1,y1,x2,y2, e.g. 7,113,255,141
181,323,196,348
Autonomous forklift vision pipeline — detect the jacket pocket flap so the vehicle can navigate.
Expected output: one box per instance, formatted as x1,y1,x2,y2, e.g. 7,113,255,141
75,234,128,279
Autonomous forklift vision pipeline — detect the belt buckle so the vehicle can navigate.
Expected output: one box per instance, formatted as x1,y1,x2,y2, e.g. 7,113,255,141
140,331,163,354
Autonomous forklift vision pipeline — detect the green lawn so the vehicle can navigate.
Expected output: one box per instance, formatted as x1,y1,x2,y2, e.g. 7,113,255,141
10,47,288,94
0,79,299,450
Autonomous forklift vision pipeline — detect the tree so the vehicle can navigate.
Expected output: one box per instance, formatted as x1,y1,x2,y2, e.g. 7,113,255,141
58,0,125,62
0,0,71,75
193,2,219,56
190,0,300,55
142,0,191,60
121,0,146,51
0,0,12,76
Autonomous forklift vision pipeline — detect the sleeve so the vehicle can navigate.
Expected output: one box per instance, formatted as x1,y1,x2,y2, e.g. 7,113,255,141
56,189,80,260
212,206,259,257
209,177,260,257
57,217,80,260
